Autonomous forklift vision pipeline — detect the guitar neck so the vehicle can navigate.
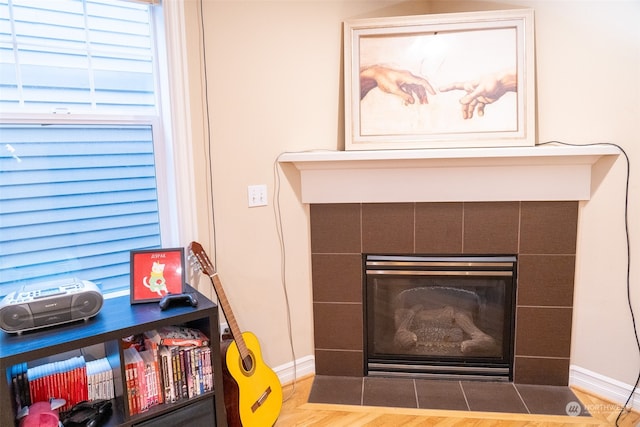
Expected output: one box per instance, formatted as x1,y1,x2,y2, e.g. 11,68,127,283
207,271,250,360
189,241,252,361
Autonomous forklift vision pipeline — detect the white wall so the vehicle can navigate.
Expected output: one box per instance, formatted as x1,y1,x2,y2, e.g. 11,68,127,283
179,0,640,405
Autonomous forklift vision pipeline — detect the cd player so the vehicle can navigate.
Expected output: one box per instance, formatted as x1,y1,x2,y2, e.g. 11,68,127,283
0,278,103,334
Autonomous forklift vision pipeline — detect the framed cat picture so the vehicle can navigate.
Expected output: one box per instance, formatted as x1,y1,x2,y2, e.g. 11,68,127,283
130,247,185,304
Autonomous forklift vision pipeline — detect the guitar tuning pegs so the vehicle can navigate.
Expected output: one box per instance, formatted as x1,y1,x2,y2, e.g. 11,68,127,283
188,255,201,271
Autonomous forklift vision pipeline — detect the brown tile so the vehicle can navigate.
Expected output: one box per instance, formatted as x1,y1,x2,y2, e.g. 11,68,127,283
312,254,362,303
415,379,468,411
461,381,528,413
517,255,575,307
314,349,363,376
308,375,363,405
513,356,570,386
515,307,572,358
308,376,588,415
363,377,417,408
516,384,588,416
310,203,361,253
313,302,363,350
463,202,519,254
362,203,414,253
520,201,578,254
415,202,463,253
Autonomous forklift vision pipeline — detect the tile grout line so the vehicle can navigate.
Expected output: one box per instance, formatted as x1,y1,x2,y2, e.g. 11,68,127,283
459,381,471,411
512,383,531,414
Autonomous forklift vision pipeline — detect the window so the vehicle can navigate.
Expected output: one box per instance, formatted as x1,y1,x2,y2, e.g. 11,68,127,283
0,0,174,295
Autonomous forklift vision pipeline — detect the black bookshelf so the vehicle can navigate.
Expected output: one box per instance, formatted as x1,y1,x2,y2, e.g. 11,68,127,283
0,285,227,427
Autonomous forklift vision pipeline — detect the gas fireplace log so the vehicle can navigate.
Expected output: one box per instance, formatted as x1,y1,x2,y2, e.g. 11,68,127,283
454,310,496,354
393,305,422,349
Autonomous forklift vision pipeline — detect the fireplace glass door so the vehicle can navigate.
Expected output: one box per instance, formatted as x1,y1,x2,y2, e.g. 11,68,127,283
365,255,517,381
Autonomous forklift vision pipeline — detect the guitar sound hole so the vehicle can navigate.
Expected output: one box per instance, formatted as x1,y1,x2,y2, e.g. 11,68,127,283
242,355,254,372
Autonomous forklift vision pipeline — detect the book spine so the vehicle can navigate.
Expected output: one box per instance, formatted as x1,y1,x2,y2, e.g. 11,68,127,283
80,362,88,403
28,365,41,404
179,349,188,399
184,347,193,398
145,356,154,409
125,363,136,415
61,360,71,411
160,349,174,403
105,358,115,400
124,348,139,416
87,361,94,401
136,354,147,413
204,347,213,392
171,347,181,402
154,353,163,405
18,363,30,407
196,348,203,395
191,349,199,396
64,361,71,409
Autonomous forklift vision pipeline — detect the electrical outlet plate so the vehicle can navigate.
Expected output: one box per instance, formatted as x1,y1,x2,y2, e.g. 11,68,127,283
247,184,268,207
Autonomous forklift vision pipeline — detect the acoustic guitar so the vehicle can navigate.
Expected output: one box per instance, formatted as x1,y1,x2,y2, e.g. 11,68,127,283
189,241,283,427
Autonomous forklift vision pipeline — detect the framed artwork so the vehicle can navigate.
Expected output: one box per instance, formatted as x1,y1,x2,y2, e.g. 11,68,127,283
130,248,185,304
344,9,535,150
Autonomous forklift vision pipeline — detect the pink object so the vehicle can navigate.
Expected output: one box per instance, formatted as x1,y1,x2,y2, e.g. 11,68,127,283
17,399,65,427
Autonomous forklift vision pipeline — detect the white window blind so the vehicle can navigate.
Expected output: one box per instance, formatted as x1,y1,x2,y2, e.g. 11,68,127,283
0,0,169,295
0,0,156,114
0,124,162,290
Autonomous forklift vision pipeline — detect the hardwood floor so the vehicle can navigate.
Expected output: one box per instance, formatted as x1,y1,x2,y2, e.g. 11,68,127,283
275,375,640,426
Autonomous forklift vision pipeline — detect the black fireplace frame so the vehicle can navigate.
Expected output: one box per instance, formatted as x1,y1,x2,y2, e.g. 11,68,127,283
363,254,517,381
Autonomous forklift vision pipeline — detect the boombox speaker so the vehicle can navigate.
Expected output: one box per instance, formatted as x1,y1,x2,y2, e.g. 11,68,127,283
0,278,103,334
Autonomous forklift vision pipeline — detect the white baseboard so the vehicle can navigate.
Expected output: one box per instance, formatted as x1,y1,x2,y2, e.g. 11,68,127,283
570,365,639,411
273,355,315,386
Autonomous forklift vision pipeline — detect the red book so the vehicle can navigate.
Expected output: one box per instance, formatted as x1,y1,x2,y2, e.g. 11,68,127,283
127,365,137,415
79,364,88,402
134,349,148,413
123,347,140,415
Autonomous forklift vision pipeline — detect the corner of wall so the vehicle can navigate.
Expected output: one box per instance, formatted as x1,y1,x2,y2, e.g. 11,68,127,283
570,364,639,411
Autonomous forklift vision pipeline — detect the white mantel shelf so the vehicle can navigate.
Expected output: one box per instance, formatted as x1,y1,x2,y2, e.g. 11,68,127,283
278,145,620,203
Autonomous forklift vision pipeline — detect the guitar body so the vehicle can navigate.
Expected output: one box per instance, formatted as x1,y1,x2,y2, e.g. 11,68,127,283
221,332,283,427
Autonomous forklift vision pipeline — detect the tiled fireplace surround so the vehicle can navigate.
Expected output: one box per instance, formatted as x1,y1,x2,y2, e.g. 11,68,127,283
310,200,578,386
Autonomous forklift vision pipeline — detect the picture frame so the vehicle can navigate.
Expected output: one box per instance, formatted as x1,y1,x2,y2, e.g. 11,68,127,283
130,247,185,304
344,9,535,150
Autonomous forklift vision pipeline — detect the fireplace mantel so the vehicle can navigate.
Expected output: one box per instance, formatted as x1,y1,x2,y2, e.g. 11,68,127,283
278,144,620,203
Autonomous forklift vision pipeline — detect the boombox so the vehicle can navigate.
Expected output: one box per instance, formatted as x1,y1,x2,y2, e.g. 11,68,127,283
0,278,103,334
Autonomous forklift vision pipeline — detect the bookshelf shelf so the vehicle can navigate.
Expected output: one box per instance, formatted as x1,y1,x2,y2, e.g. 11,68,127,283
0,285,226,427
